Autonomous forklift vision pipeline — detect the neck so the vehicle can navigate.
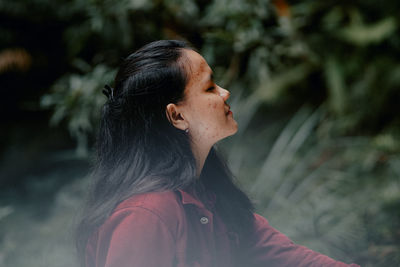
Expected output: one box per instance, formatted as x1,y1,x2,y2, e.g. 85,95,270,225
191,142,212,177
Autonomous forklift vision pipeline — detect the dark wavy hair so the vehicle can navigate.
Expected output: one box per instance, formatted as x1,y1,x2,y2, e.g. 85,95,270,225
76,40,254,266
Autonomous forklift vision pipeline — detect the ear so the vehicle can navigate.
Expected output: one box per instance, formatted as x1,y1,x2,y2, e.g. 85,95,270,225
165,103,188,131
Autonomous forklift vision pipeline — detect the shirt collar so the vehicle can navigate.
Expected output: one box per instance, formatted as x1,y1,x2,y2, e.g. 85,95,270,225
177,188,216,209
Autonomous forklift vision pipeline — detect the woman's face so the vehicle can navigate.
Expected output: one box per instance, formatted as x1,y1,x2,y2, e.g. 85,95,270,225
178,49,238,147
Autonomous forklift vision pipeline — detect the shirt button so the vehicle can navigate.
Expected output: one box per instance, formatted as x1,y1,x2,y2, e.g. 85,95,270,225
200,216,209,224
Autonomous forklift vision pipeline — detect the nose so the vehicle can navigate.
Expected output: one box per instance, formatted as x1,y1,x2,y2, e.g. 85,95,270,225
218,86,230,101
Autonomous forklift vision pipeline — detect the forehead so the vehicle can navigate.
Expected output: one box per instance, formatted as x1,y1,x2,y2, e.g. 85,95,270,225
183,49,212,88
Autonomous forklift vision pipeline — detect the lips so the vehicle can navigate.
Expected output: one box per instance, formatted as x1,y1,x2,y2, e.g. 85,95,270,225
225,105,231,115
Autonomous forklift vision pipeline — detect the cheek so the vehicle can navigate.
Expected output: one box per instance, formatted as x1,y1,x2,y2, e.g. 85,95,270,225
204,106,226,137
206,102,217,109
202,98,217,113
190,97,224,133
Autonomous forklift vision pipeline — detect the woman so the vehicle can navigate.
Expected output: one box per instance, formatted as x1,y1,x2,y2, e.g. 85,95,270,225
77,40,360,267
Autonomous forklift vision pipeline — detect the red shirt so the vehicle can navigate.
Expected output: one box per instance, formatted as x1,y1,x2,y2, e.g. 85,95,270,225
86,190,360,267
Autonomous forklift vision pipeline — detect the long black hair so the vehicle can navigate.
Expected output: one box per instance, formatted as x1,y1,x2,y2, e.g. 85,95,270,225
76,40,254,266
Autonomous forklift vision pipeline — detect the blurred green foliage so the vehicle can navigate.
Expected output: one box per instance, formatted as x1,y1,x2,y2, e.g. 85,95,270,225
41,62,116,156
1,0,400,266
3,0,395,140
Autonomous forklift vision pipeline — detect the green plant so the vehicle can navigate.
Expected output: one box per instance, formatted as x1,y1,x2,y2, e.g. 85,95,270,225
12,0,398,265
41,62,116,156
221,102,400,266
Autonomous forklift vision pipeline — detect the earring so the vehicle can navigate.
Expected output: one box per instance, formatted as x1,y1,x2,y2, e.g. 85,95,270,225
185,128,189,133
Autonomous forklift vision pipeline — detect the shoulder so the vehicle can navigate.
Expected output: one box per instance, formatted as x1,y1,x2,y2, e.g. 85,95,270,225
108,191,185,236
115,190,183,215
88,192,182,266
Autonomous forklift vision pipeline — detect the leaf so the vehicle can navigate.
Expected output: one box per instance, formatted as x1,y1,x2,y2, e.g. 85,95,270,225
254,63,314,102
339,14,397,46
324,57,346,116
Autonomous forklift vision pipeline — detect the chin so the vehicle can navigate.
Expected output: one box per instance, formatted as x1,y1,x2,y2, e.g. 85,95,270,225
226,122,238,137
231,120,238,133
